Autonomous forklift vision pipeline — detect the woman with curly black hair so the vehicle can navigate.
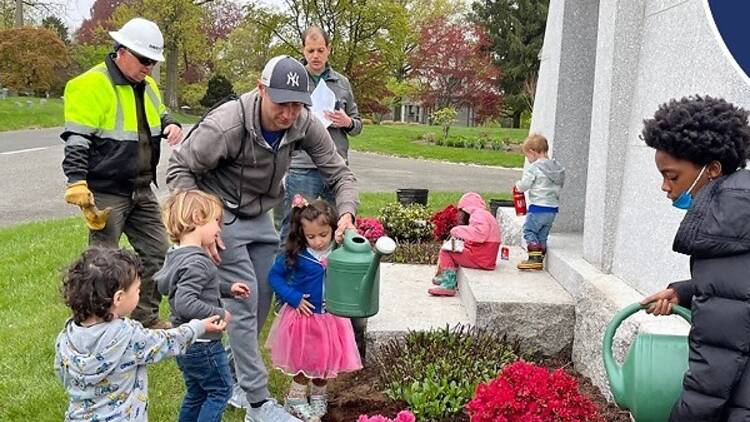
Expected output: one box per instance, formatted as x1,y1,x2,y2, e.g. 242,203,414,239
641,95,750,421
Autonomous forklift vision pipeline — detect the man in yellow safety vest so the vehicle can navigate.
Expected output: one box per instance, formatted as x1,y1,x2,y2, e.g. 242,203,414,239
61,17,182,329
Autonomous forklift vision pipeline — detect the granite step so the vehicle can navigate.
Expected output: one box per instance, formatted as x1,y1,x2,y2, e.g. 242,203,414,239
365,263,471,361
458,245,575,357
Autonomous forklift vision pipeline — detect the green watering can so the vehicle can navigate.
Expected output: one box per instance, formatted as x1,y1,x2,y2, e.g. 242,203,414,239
602,302,691,422
325,231,396,318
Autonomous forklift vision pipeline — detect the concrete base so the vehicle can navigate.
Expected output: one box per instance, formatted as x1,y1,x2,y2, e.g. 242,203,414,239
495,207,690,399
497,206,526,247
365,263,470,363
458,247,575,357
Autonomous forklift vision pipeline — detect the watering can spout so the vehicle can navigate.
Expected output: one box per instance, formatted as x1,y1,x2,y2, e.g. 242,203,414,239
361,236,397,297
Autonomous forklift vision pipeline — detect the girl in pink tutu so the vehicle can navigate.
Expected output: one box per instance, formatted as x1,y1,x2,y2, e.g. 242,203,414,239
266,195,362,421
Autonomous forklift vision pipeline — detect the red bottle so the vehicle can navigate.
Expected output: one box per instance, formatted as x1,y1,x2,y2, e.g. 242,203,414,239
512,186,527,216
501,246,510,260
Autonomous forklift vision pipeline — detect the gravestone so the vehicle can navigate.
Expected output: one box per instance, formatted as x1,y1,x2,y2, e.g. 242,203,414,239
532,0,750,397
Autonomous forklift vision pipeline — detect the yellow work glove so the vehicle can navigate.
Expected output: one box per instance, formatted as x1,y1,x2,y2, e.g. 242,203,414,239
81,204,112,231
64,180,93,207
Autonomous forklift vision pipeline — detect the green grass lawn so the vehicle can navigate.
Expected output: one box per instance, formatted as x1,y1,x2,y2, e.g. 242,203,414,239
351,124,527,167
0,96,64,131
0,97,525,167
0,191,506,420
0,96,199,132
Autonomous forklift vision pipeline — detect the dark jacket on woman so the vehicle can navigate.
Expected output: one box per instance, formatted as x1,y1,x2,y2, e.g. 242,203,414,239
668,169,750,421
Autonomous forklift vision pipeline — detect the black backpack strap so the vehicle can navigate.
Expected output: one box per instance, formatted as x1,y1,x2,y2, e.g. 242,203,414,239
181,94,241,150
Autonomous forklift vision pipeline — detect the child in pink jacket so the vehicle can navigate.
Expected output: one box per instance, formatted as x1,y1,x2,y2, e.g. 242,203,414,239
429,192,501,296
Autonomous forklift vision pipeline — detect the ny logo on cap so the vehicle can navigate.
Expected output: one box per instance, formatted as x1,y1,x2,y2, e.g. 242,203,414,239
286,72,300,87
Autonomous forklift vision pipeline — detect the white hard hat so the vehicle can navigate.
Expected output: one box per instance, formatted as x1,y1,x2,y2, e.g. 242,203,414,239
109,17,165,62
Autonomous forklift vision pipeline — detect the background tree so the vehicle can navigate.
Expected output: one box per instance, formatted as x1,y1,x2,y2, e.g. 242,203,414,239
0,27,69,93
204,0,242,42
470,0,549,127
113,0,213,109
243,0,410,116
410,17,503,123
213,5,286,94
42,15,68,43
75,0,129,44
5,0,64,27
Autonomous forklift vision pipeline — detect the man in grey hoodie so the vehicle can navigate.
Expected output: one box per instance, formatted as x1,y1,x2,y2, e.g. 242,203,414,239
514,134,566,270
167,55,357,422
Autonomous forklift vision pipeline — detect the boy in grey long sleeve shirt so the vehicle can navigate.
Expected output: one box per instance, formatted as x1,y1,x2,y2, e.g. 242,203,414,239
154,190,251,420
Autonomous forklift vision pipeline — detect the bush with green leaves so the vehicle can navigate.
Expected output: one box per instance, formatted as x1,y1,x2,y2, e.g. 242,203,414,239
431,106,457,141
179,83,207,110
378,202,433,243
381,241,439,265
200,74,235,108
374,325,522,421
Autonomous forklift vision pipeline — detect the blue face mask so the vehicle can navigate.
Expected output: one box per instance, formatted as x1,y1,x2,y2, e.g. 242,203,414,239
672,166,706,210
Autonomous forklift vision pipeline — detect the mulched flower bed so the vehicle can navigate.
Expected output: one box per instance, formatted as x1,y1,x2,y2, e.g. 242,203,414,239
323,347,631,421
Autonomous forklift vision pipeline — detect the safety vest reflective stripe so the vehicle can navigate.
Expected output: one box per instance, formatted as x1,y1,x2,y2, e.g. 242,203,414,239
64,62,164,141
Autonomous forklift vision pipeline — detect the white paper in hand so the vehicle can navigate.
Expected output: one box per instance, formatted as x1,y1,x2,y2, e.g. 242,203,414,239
310,79,336,128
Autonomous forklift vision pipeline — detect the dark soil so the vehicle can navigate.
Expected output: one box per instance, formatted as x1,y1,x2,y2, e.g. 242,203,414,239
322,365,409,421
323,347,631,421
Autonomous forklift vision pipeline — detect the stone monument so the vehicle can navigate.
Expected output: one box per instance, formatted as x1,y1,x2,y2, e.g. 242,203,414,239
515,0,750,398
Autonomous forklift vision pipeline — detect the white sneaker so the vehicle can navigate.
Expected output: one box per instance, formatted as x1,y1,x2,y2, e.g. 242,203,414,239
245,399,303,422
284,396,320,422
229,384,249,409
309,394,327,418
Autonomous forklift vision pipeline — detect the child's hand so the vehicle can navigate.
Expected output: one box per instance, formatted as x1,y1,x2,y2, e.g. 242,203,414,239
202,315,228,333
296,294,314,316
231,282,251,299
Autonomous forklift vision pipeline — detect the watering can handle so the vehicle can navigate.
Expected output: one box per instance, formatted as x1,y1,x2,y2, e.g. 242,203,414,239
602,302,691,404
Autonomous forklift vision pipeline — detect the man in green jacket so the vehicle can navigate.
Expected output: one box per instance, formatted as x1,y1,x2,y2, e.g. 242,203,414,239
61,17,182,329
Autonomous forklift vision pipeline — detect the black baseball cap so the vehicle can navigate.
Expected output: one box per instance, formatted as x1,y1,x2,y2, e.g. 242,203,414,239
259,55,311,106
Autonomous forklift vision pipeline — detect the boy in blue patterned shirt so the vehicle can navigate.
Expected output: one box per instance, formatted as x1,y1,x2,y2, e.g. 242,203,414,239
55,247,226,421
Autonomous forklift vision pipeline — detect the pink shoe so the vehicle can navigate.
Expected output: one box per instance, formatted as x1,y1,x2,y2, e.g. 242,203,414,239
428,286,457,296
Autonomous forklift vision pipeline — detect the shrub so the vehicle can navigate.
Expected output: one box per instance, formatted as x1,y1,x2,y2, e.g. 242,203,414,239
378,202,433,243
375,325,521,421
434,138,444,146
430,204,458,241
421,132,437,144
358,411,416,422
200,74,235,108
382,241,439,265
465,361,604,422
356,217,385,243
381,119,395,125
179,83,207,110
361,118,374,125
464,138,476,149
431,106,457,141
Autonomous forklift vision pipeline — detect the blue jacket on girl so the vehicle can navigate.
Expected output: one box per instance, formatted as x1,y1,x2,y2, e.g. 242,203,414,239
268,251,326,314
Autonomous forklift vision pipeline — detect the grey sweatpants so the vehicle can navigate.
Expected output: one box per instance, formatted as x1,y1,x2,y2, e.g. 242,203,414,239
219,211,278,403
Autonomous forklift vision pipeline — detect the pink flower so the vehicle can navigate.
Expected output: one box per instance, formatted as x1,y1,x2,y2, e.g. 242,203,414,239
355,217,386,243
358,411,416,422
394,411,416,422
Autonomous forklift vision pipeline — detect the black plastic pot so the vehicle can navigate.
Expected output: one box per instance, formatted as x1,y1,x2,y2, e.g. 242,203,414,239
396,188,429,206
489,198,514,217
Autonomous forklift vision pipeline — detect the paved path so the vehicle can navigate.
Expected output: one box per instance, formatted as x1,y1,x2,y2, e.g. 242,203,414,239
0,127,521,228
